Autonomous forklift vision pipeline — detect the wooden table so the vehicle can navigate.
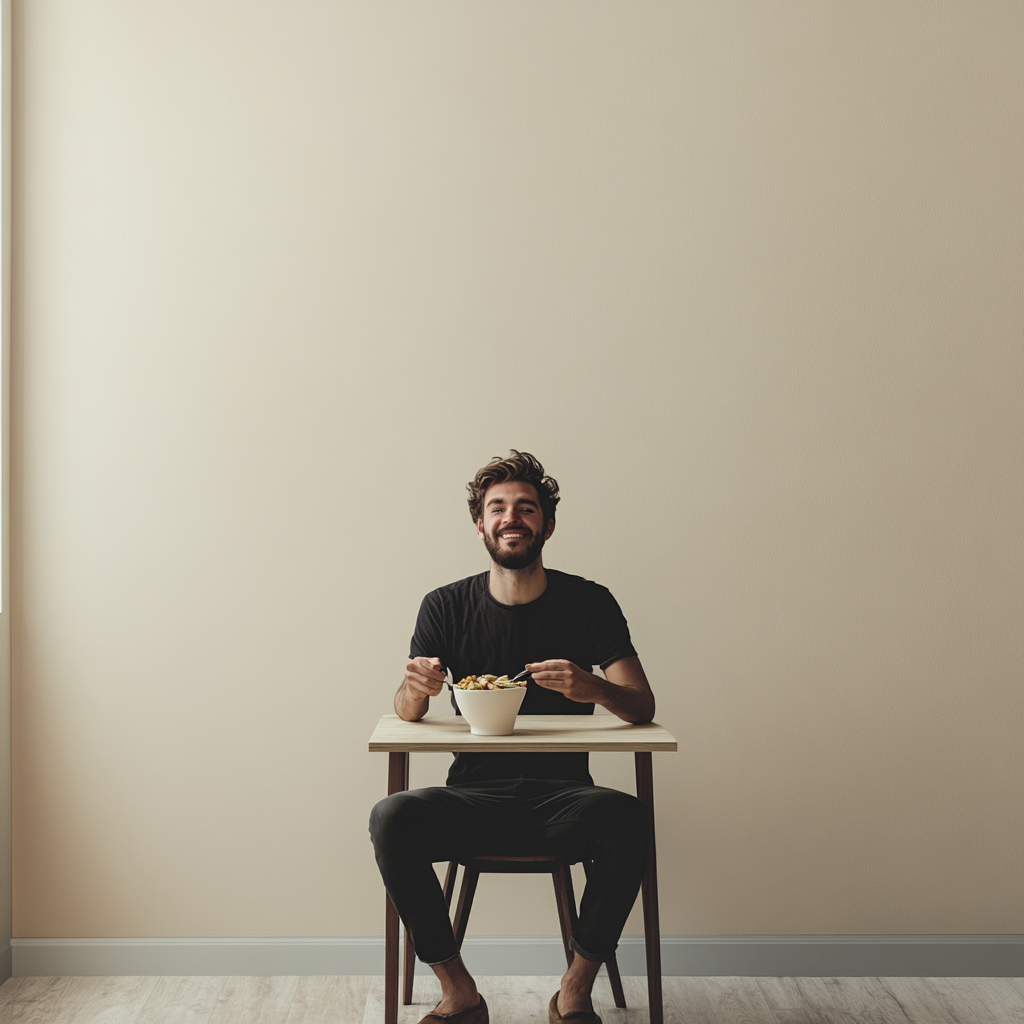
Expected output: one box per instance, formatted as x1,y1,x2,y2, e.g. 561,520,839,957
368,714,677,1024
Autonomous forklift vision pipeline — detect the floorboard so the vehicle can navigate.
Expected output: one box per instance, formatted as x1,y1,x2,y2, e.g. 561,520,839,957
43,976,158,1024
207,976,299,1024
876,976,959,1023
0,977,76,1024
0,976,1018,1024
793,976,903,1024
132,977,228,1024
921,976,1011,1024
286,976,371,1024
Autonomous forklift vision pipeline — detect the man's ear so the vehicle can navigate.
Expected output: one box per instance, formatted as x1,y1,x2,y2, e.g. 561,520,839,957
476,518,485,538
544,518,556,540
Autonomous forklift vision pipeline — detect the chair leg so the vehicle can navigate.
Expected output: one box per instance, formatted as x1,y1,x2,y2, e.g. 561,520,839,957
605,954,627,1008
551,863,576,970
402,927,416,1005
562,863,579,932
443,861,459,910
452,866,480,950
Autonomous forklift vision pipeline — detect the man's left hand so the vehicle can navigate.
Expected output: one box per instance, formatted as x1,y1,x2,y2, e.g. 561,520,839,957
526,659,605,704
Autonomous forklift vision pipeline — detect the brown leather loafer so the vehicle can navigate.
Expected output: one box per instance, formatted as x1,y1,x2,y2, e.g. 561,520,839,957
548,992,602,1024
418,995,488,1024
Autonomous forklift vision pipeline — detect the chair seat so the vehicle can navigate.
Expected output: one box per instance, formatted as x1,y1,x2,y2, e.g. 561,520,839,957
460,854,566,874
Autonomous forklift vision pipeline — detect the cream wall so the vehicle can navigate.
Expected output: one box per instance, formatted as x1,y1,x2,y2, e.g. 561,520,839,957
11,2,1023,940
2,0,13,975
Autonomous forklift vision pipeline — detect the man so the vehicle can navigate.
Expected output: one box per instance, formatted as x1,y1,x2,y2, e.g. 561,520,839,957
370,451,654,1024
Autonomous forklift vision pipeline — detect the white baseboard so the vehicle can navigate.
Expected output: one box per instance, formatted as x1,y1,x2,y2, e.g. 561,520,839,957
11,935,1024,978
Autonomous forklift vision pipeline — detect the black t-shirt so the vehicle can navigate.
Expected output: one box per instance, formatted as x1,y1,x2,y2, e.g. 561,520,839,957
409,569,637,785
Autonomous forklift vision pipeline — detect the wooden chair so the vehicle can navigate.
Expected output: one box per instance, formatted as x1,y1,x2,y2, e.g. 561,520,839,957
402,855,627,1009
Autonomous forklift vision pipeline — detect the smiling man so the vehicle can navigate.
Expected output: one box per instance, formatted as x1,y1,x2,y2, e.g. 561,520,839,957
369,451,654,1024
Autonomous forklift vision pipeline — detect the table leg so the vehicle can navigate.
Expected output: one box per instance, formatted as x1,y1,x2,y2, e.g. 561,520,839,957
401,731,416,1004
634,751,663,1024
385,751,410,1024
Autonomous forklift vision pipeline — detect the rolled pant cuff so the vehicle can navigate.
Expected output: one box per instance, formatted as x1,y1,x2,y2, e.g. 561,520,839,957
422,949,462,967
569,936,615,964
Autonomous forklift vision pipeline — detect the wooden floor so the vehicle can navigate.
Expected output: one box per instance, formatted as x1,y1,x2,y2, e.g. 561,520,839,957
0,975,1020,1024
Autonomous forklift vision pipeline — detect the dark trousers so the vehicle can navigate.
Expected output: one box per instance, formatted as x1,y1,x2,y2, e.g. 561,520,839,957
368,779,648,966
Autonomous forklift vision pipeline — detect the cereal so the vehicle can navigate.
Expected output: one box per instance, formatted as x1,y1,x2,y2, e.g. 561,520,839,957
455,674,526,690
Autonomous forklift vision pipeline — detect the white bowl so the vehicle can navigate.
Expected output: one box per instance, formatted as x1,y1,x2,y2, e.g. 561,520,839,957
452,685,527,735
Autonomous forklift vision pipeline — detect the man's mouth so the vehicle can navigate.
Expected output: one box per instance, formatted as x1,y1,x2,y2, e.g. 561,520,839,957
484,520,546,569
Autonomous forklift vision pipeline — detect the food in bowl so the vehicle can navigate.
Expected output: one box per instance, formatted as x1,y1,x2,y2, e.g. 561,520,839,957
455,674,526,690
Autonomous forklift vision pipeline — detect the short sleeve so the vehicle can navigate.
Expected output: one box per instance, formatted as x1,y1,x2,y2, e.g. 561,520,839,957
409,590,448,665
589,586,638,669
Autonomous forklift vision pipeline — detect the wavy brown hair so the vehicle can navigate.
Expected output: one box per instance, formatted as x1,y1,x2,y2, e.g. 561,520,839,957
467,450,560,524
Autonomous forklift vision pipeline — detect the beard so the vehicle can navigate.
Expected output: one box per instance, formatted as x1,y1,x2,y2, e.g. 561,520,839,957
483,525,547,571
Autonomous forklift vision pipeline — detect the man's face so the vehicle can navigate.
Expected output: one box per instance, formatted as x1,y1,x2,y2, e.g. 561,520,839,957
477,480,555,570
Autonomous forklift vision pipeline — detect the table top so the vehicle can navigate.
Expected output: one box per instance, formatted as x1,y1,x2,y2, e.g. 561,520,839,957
368,713,677,753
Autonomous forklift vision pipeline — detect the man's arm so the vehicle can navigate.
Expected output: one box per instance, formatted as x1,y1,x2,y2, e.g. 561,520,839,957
395,656,447,722
526,655,655,724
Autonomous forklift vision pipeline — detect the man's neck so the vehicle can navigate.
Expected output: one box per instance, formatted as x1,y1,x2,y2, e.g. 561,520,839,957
488,558,548,606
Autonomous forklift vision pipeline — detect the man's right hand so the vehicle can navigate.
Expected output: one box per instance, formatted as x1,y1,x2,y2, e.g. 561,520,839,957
404,656,447,698
395,656,446,721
